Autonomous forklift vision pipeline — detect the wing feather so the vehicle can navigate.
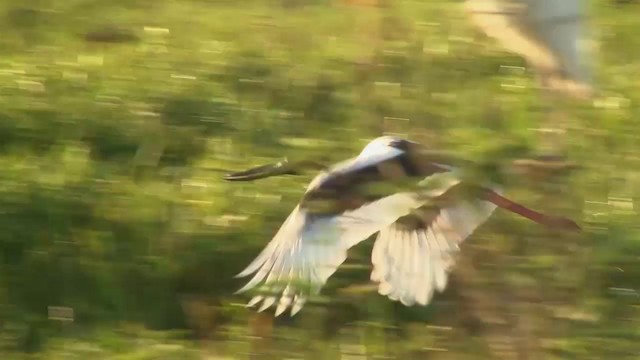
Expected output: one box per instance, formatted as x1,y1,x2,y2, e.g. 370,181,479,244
370,196,499,307
416,230,434,305
237,191,425,315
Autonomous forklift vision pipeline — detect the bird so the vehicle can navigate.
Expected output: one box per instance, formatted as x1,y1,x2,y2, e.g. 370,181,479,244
464,0,593,100
224,136,580,316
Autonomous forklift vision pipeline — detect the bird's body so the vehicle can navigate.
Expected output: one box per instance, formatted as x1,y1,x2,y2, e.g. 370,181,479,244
225,136,579,316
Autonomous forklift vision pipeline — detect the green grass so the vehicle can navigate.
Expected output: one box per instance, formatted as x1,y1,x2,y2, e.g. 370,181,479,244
0,0,639,358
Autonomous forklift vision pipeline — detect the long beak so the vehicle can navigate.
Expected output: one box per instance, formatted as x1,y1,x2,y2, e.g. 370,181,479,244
224,159,296,181
224,159,327,182
483,189,581,232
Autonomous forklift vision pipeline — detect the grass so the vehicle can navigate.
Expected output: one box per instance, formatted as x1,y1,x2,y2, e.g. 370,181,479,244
0,0,639,358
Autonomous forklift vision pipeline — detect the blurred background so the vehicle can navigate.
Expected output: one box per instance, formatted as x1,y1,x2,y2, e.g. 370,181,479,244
0,0,638,359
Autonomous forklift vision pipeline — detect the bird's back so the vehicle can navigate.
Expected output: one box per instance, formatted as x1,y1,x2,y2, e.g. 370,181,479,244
300,138,450,216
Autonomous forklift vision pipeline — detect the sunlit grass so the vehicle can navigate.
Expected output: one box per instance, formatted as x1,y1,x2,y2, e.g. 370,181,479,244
0,0,638,358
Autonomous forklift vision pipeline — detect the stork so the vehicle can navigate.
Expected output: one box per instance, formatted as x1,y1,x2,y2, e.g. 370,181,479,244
224,136,580,316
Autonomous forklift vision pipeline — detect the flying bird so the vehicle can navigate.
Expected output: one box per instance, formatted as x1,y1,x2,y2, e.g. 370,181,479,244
465,0,593,99
224,136,580,316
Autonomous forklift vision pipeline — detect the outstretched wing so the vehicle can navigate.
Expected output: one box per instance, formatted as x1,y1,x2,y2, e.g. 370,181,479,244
236,192,424,316
235,144,416,316
370,187,499,306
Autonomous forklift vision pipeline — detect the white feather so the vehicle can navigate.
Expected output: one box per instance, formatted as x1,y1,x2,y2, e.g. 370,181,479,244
370,196,499,307
236,190,425,315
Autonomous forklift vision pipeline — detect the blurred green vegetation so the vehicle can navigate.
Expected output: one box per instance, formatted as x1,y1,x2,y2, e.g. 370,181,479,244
0,0,638,358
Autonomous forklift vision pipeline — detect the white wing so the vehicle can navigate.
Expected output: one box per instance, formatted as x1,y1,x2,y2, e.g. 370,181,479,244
236,192,424,316
370,196,498,306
